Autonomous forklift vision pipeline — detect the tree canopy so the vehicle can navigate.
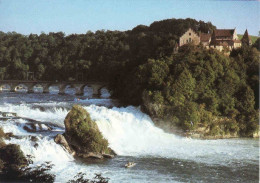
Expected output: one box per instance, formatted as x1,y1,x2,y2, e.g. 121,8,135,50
0,18,258,137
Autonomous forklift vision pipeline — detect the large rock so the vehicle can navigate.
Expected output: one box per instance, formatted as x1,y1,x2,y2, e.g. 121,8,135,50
78,152,103,159
0,112,17,117
54,134,75,156
61,105,114,159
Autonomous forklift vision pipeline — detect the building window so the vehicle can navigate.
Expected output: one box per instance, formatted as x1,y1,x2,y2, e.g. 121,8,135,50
189,33,191,36
189,38,191,42
186,40,188,43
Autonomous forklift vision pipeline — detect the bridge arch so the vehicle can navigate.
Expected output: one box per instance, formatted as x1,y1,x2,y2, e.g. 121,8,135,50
100,87,111,98
80,84,108,97
64,84,76,95
0,84,11,92
15,83,28,93
48,84,59,94
33,84,43,93
78,84,89,96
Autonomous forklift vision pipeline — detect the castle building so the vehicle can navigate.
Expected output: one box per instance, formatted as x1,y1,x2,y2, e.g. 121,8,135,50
178,28,250,52
179,28,200,47
200,33,211,47
209,29,241,51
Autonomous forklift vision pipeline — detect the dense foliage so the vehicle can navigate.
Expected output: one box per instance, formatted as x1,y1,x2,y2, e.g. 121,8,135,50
0,18,258,137
0,18,214,81
19,161,56,183
253,38,260,51
120,44,259,137
68,172,109,183
64,105,110,154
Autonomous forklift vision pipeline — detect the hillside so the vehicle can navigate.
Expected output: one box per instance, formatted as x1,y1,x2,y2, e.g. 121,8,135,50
238,34,259,44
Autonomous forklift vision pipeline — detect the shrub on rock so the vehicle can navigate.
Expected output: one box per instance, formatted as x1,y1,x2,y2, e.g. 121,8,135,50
64,105,111,155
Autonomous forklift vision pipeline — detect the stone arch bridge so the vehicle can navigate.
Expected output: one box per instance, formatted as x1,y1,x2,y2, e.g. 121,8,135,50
0,80,108,97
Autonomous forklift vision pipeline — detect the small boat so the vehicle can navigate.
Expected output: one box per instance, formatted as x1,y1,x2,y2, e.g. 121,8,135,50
125,162,136,168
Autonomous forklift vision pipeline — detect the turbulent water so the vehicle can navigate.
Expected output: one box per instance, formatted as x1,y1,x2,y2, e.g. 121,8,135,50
0,88,259,183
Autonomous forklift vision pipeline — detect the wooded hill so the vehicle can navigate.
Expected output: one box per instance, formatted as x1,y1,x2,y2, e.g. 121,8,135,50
0,18,259,137
0,18,215,81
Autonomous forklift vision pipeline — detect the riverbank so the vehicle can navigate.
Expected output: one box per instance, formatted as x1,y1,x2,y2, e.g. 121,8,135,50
141,98,259,140
152,117,260,140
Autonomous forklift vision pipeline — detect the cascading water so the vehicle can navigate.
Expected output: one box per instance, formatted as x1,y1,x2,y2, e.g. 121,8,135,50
0,91,258,183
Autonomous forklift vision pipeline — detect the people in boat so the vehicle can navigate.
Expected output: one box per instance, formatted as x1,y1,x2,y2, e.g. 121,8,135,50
125,162,136,167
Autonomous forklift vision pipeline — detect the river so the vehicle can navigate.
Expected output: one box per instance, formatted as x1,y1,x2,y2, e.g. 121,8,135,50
0,87,259,183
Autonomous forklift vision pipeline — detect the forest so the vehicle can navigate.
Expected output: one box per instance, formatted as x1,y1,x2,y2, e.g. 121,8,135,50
0,18,259,137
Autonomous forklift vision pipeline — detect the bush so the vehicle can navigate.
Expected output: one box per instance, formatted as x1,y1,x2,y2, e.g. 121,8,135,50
20,161,55,183
68,172,109,183
0,144,27,166
64,105,110,154
151,91,164,104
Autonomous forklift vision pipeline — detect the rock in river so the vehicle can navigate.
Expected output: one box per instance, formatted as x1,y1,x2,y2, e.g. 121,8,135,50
55,105,115,159
54,134,75,156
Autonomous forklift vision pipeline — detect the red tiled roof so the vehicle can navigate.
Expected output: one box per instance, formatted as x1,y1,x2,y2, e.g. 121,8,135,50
211,40,233,46
214,29,235,37
200,33,211,42
234,40,241,43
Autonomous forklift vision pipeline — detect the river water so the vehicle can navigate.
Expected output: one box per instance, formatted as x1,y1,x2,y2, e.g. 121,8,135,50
0,87,259,183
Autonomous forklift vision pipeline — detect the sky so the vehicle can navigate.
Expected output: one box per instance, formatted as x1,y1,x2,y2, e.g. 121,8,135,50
0,0,259,36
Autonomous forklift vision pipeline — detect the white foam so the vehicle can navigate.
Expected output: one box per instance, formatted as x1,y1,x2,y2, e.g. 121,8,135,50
6,136,74,164
0,103,69,126
84,105,259,164
0,103,258,165
0,102,258,182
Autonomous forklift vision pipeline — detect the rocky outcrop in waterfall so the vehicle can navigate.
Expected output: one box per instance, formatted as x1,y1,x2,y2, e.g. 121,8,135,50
55,105,115,159
54,134,75,156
